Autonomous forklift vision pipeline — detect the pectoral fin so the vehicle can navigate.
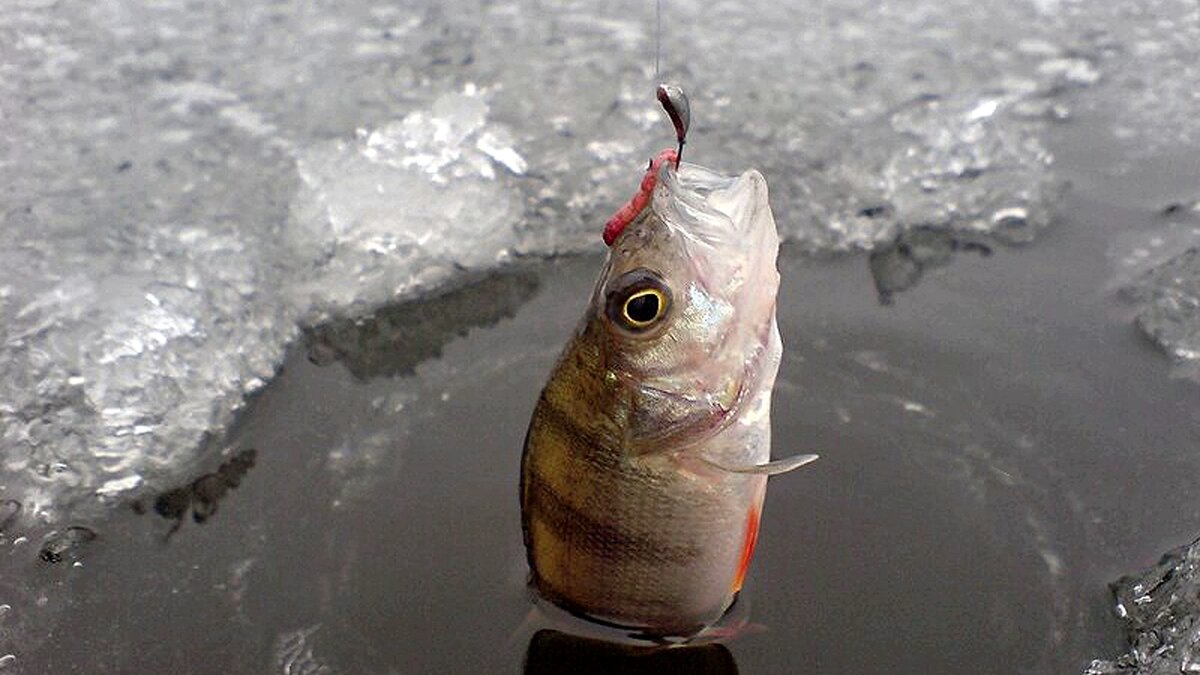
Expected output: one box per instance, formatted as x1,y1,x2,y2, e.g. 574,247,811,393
700,453,819,476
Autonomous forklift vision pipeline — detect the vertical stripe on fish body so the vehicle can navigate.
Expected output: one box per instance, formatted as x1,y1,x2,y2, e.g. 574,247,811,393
521,160,785,636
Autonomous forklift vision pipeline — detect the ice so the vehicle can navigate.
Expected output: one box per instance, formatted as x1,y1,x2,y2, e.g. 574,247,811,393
288,89,525,318
274,625,336,675
1062,0,1200,158
2,0,1198,528
1119,248,1200,380
37,526,97,564
1086,537,1200,675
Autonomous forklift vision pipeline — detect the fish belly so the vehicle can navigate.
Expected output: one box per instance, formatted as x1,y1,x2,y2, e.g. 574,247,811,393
523,404,767,635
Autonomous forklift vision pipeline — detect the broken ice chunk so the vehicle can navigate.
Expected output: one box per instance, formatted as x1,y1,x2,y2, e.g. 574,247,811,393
1120,248,1200,379
1089,535,1200,674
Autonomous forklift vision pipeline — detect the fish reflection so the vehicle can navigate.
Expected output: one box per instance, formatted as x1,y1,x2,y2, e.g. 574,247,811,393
523,629,738,675
868,227,992,304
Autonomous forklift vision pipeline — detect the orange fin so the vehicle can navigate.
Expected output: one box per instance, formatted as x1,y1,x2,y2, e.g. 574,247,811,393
732,506,762,593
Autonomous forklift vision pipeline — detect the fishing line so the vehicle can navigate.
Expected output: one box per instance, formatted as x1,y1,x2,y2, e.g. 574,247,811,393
655,0,662,79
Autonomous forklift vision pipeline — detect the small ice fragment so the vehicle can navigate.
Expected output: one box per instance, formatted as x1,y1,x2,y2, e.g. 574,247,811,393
475,131,527,175
991,207,1031,237
274,625,333,675
1037,57,1100,85
966,99,999,122
39,526,97,563
1082,660,1111,675
96,475,143,497
1121,248,1200,379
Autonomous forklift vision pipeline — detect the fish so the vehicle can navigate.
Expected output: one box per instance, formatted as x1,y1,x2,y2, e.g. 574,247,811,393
520,99,816,637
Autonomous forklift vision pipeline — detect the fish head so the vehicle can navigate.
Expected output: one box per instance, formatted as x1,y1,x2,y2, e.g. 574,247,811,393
593,162,782,448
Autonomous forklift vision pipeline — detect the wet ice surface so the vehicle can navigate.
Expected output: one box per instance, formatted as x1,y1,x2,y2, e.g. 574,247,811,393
4,0,1200,672
1093,227,1200,673
1086,537,1200,674
3,0,1199,527
5,167,1200,672
1119,246,1200,381
0,235,1162,670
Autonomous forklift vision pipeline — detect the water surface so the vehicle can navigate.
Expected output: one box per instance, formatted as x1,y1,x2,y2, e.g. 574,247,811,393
14,142,1200,673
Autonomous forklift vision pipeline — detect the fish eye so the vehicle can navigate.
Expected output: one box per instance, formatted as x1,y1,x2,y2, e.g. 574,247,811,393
622,289,666,327
605,269,672,333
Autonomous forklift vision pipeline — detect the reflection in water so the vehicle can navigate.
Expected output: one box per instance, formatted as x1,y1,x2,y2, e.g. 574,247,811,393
0,499,20,532
39,525,98,563
868,227,992,304
306,269,540,379
133,448,257,538
523,630,739,675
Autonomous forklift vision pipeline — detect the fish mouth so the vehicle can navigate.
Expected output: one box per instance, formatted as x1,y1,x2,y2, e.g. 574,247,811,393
657,163,774,249
656,164,780,333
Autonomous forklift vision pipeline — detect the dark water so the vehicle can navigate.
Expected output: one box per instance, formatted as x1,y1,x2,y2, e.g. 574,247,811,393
10,139,1200,673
